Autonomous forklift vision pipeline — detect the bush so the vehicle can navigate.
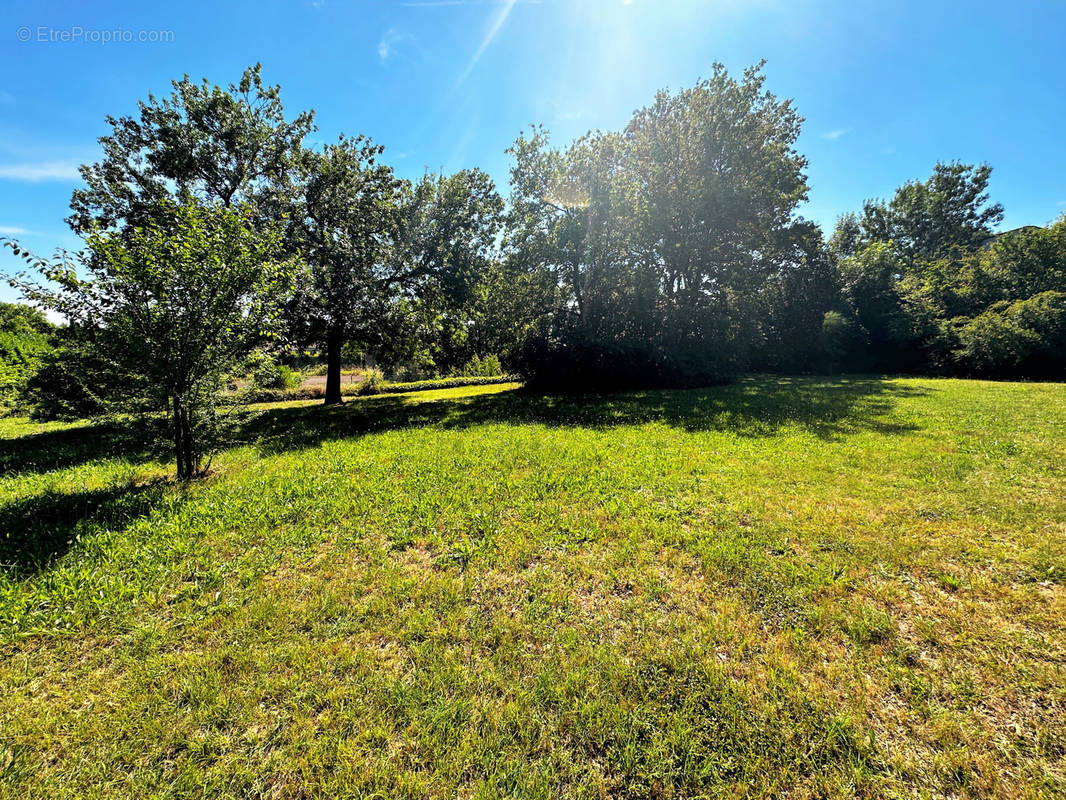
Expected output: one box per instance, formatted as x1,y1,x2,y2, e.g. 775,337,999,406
821,311,866,373
231,374,517,405
513,327,736,393
952,291,1066,378
21,344,113,420
250,353,301,390
0,303,54,413
453,354,503,378
367,374,515,395
354,367,384,396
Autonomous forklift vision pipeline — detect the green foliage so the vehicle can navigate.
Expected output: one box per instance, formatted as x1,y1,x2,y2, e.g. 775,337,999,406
7,201,295,478
249,352,301,390
20,341,111,421
286,135,403,404
232,374,517,404
832,201,1066,378
952,291,1066,378
354,366,384,395
507,62,814,389
391,169,508,375
856,162,1004,261
820,311,863,373
0,303,54,412
453,353,503,378
69,63,313,234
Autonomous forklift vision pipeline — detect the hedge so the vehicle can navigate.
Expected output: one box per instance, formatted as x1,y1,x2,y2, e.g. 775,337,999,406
233,374,519,405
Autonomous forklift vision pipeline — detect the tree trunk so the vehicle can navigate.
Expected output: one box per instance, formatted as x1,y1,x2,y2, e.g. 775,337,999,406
172,395,199,480
324,325,345,405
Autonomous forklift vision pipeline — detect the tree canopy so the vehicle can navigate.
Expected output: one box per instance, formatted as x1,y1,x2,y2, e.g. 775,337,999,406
3,61,1065,477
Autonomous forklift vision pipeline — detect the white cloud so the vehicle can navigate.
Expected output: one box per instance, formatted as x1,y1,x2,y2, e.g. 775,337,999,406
0,225,30,235
378,28,415,62
823,128,852,140
0,160,81,182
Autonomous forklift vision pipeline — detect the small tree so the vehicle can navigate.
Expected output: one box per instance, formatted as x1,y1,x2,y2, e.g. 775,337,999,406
5,201,294,479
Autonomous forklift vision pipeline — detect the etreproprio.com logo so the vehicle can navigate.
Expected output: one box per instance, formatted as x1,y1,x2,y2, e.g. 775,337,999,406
16,26,175,44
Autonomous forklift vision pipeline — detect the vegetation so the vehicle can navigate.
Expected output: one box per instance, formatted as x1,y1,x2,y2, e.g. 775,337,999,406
0,45,1062,800
4,63,1064,466
0,303,54,412
7,201,294,479
0,378,1063,797
233,373,517,404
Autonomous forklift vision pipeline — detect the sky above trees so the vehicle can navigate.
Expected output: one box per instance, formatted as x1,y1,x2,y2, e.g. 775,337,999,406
2,0,1065,305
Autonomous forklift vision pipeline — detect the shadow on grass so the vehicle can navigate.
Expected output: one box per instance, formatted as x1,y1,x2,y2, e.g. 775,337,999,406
0,480,169,576
0,376,925,478
245,375,926,456
0,376,921,577
0,418,162,477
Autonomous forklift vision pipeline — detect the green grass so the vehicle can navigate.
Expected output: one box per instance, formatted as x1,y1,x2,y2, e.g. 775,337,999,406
0,376,1064,798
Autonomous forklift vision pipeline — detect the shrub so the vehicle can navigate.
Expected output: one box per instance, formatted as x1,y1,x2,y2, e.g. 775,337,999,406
821,311,866,373
953,291,1066,378
231,374,516,405
513,327,736,393
355,367,384,396
250,353,302,390
21,344,113,421
0,303,54,413
454,354,503,378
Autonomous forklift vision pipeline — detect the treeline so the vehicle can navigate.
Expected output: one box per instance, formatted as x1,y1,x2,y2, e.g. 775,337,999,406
2,63,1064,476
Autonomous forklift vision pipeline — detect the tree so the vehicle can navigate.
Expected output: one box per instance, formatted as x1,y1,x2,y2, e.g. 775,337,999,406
287,136,402,404
754,224,842,372
4,201,293,479
395,168,506,373
506,63,815,388
69,63,313,234
857,162,1004,262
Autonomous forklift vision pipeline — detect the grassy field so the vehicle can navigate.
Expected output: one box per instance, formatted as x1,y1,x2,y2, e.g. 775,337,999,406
0,377,1064,799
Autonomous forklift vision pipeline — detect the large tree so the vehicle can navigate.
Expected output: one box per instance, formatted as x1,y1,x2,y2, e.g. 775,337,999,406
394,168,506,373
506,63,816,387
288,136,402,404
856,162,1004,262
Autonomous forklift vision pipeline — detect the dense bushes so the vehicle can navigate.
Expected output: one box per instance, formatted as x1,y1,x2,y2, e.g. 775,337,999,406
249,353,301,390
839,214,1066,378
0,303,54,413
514,328,735,392
952,291,1066,378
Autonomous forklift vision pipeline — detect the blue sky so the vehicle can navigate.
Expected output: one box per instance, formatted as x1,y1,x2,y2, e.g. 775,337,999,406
2,0,1065,304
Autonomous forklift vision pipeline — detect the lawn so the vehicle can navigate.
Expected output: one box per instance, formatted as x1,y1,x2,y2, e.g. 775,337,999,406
0,377,1063,799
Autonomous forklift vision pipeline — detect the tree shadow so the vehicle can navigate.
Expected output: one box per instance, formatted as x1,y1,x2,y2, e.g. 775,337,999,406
0,480,169,577
244,376,926,457
0,376,926,479
0,418,162,478
0,376,922,577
